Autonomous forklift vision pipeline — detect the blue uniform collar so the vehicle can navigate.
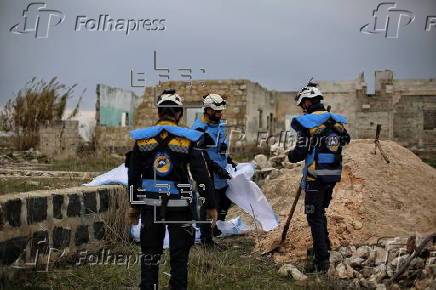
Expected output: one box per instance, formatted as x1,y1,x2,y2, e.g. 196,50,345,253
130,125,203,142
291,111,348,130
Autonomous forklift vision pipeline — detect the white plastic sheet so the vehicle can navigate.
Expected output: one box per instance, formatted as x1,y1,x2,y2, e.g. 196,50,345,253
83,162,279,240
226,163,279,231
82,164,128,186
130,216,252,247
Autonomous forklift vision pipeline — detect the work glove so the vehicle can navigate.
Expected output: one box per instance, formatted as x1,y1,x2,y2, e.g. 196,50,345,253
128,207,140,225
216,167,232,179
206,208,218,229
227,156,238,170
219,143,228,154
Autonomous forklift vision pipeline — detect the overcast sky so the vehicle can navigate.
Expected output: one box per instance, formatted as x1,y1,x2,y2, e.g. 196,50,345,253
1,0,435,110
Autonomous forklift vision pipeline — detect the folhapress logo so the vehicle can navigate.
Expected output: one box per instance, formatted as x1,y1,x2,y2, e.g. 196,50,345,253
9,2,167,39
9,2,65,39
360,2,415,38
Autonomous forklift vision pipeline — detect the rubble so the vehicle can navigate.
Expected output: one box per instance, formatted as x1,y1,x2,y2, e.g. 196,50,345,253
255,140,436,261
254,154,271,169
326,235,436,289
278,263,307,281
252,139,436,288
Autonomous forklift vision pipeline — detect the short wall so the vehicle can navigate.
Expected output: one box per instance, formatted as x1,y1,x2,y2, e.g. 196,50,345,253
0,185,127,269
95,126,134,154
39,120,83,159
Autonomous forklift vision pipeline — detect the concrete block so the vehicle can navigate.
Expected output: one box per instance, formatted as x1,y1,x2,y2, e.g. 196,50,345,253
26,197,47,224
67,194,81,217
99,189,109,213
4,199,21,227
83,192,97,214
30,230,49,258
53,227,71,250
75,225,89,246
0,236,27,265
93,222,105,240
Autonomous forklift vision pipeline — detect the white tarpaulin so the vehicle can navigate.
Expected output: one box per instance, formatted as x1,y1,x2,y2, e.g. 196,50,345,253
83,162,279,236
130,216,252,247
83,164,128,186
226,163,279,231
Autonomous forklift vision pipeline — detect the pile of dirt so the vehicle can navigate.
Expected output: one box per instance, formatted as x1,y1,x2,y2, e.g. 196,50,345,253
253,139,436,262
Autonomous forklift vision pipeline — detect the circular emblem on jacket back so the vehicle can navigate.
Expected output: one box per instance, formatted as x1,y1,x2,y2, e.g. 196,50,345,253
153,152,172,176
326,135,340,152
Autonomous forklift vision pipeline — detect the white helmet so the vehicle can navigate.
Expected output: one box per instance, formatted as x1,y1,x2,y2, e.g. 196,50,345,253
157,89,183,106
203,94,226,110
295,82,323,106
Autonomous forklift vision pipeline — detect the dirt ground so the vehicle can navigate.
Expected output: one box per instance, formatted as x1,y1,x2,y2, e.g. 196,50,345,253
250,139,436,262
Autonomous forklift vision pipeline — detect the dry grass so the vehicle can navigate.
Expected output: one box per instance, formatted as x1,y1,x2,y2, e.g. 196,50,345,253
0,77,82,150
102,186,130,245
1,235,350,289
0,178,84,195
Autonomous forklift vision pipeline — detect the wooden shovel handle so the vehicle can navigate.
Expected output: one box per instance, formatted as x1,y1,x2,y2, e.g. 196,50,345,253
280,186,302,243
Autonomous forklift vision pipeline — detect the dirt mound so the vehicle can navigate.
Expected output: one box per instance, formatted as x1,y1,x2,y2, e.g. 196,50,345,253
255,139,436,262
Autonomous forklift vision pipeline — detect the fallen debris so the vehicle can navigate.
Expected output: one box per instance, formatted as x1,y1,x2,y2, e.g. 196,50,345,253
255,139,436,263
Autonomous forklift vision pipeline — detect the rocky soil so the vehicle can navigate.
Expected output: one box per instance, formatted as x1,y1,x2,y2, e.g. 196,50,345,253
251,139,436,289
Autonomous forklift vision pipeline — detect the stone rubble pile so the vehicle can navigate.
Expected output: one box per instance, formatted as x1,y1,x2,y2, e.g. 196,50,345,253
0,148,45,165
328,236,436,289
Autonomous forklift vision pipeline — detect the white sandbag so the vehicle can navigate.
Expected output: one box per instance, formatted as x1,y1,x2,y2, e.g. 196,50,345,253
83,164,128,186
226,163,279,231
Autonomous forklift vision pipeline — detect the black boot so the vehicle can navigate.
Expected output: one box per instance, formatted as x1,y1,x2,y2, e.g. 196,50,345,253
307,248,315,259
304,258,330,274
212,226,222,237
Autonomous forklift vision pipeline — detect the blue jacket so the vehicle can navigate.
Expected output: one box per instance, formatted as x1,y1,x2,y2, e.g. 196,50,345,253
127,120,216,209
289,104,349,189
192,116,229,189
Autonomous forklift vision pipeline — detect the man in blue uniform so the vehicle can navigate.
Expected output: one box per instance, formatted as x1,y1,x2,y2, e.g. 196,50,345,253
192,94,237,246
288,82,350,272
126,89,217,290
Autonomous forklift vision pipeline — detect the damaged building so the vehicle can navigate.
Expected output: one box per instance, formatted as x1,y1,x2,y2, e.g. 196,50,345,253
94,70,436,157
95,83,142,153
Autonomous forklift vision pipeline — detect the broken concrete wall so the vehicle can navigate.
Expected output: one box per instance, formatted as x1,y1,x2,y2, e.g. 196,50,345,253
38,120,82,159
94,84,143,154
96,84,141,127
318,73,368,138
134,80,249,153
94,71,436,155
135,80,248,128
356,72,436,157
273,91,299,132
95,126,134,154
393,95,436,154
245,82,276,143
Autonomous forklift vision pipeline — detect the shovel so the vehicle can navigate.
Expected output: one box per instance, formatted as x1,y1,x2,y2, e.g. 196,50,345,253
261,186,302,255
